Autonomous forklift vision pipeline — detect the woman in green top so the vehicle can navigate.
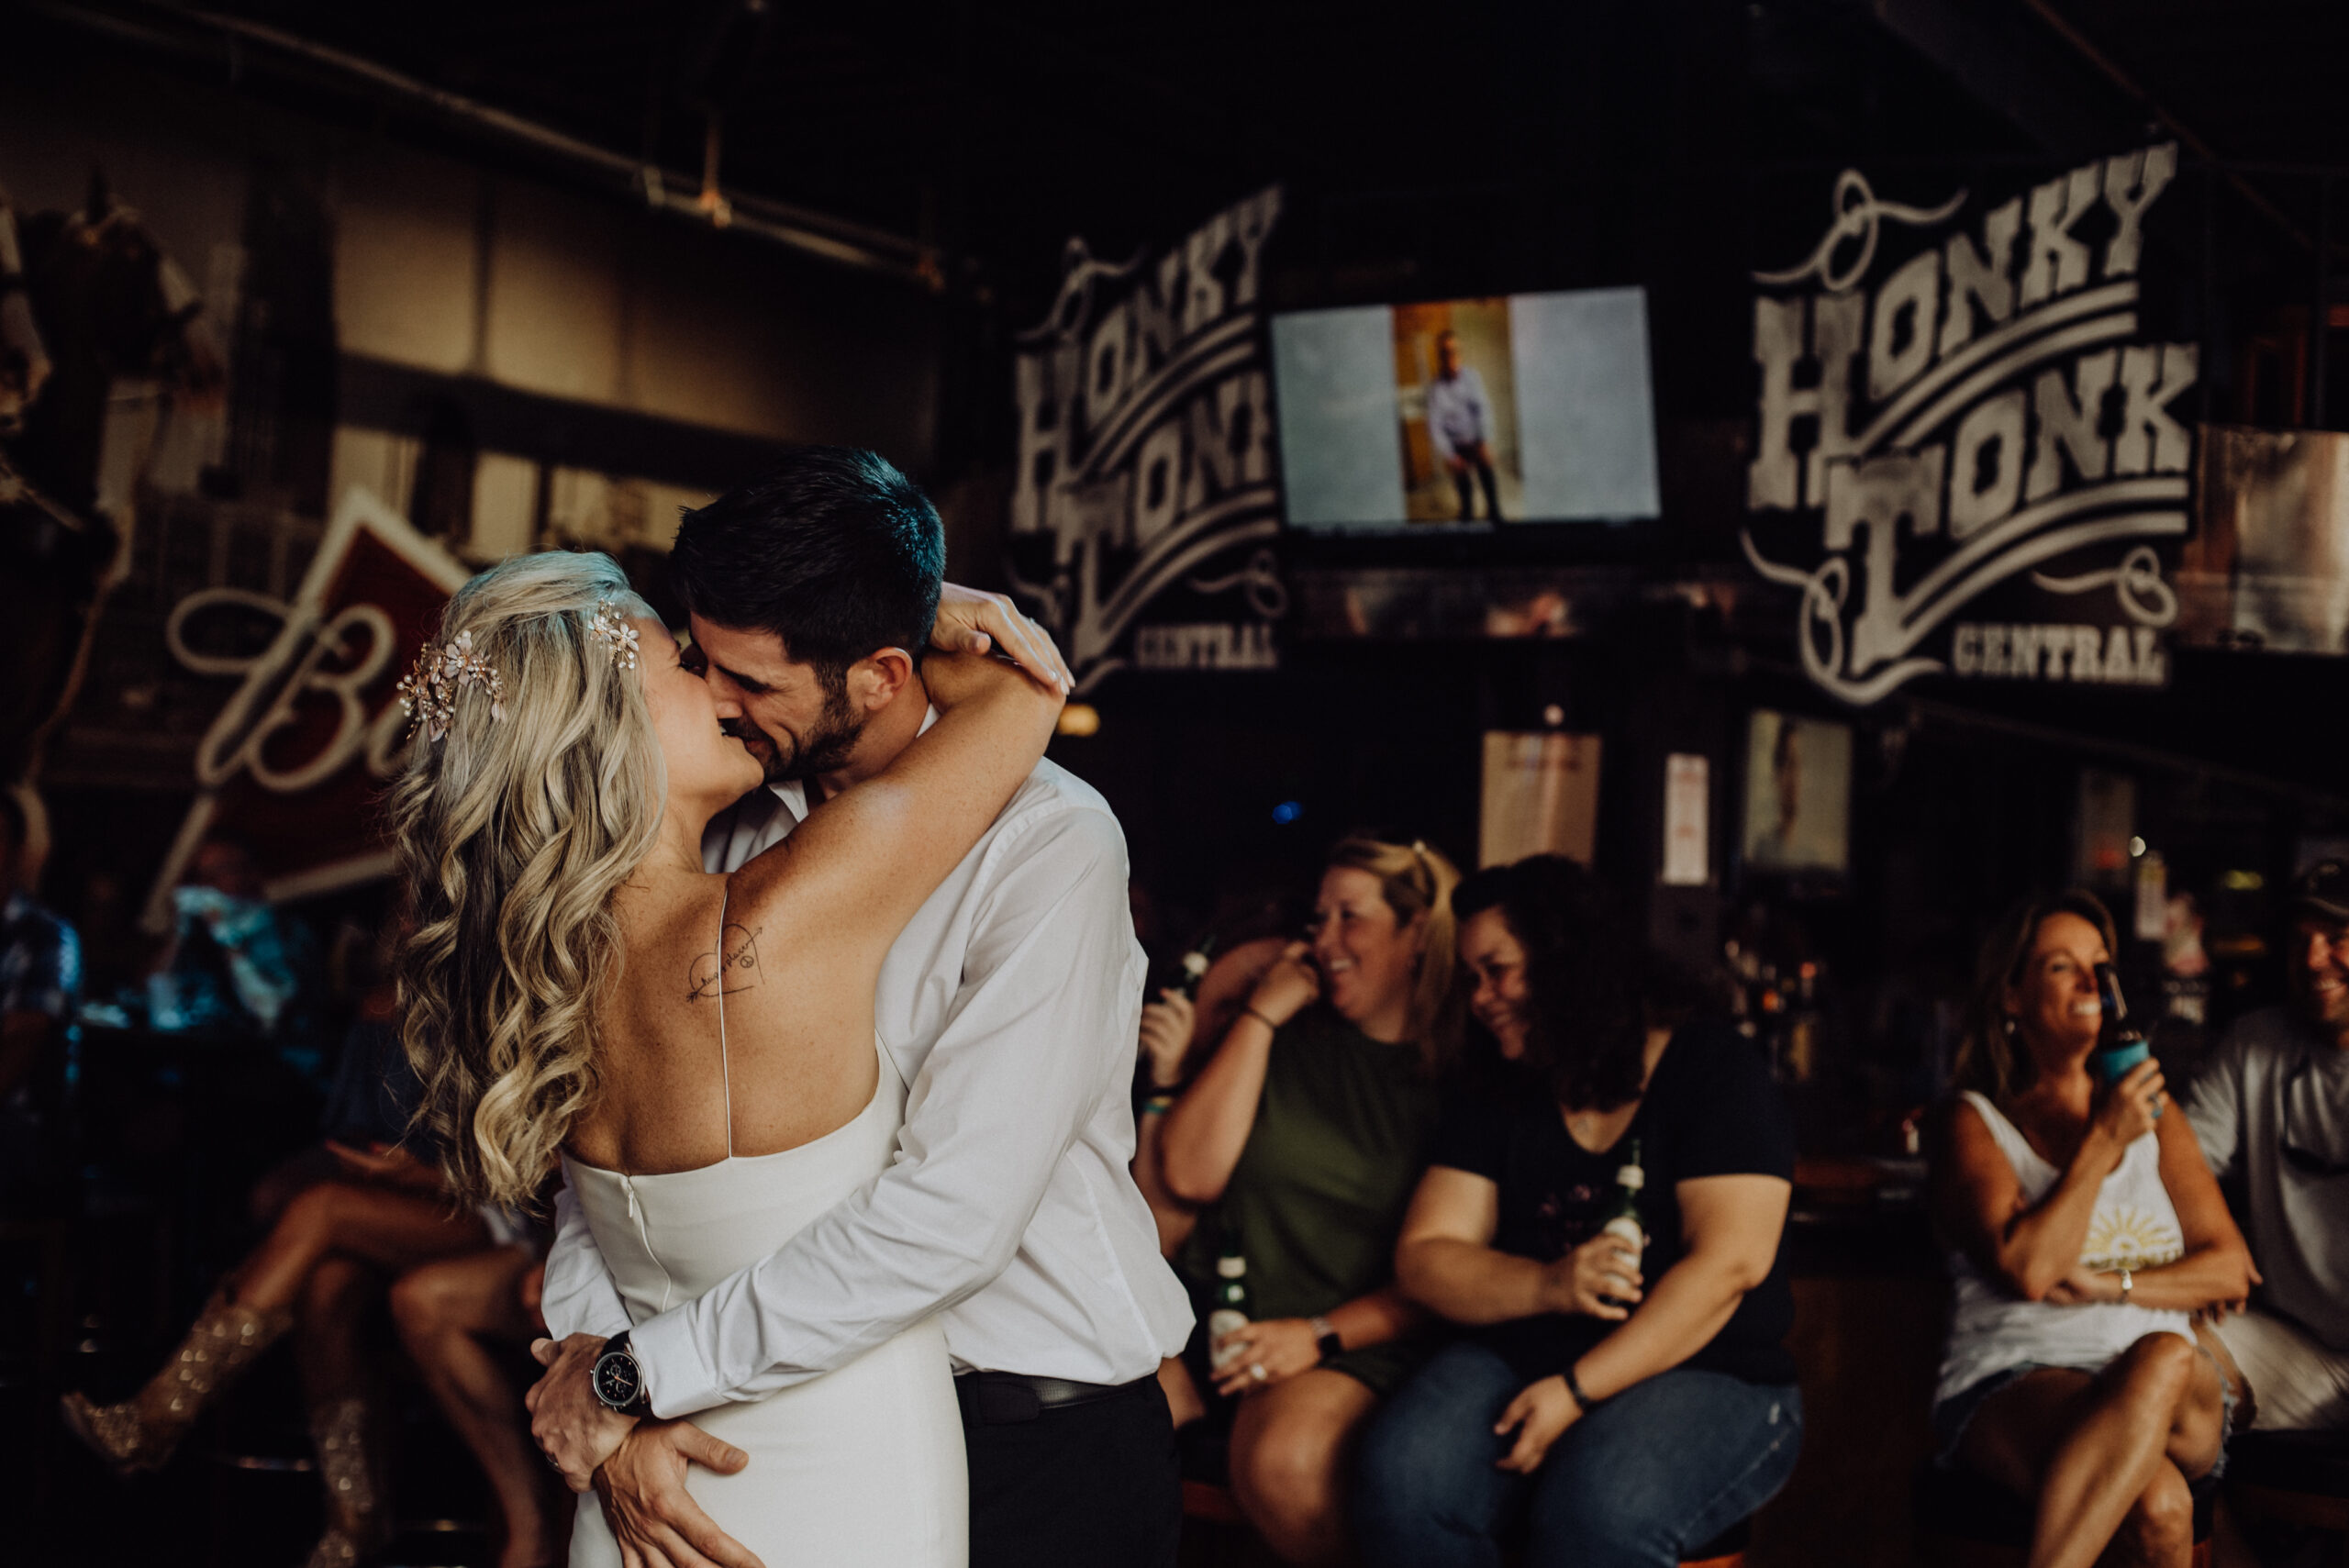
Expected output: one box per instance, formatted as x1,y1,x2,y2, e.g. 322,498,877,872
1161,834,1464,1564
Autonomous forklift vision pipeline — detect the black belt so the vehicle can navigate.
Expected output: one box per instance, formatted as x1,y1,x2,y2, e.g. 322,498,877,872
953,1370,1146,1426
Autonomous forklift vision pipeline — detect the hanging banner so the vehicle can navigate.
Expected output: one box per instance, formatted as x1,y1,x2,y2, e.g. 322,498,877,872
1008,186,1286,694
1743,145,2194,704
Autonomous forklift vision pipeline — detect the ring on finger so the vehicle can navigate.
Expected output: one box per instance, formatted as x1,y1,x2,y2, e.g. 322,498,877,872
1250,1362,1267,1384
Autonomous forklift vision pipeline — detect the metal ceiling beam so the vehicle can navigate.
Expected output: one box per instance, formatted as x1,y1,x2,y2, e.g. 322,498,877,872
24,0,954,290
1865,0,2314,251
2012,0,2312,250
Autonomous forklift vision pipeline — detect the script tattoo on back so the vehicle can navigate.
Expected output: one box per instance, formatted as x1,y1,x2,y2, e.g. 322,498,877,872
687,922,762,1002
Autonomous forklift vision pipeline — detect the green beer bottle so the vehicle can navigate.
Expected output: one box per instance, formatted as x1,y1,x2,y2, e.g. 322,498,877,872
1598,1139,1644,1307
1208,1237,1251,1369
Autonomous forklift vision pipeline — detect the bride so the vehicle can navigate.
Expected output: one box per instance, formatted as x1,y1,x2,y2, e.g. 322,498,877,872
388,550,1063,1567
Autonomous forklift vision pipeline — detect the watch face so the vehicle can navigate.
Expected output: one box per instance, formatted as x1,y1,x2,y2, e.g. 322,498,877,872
594,1351,642,1410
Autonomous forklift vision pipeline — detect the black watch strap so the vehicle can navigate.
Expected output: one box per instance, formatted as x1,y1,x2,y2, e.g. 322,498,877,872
1310,1315,1344,1363
592,1330,653,1418
1562,1361,1603,1415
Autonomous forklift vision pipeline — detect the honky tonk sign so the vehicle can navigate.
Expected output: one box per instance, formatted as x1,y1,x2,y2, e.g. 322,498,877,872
1743,145,2194,705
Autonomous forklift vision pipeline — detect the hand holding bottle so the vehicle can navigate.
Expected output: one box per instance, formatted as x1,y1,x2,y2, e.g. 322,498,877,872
2089,1057,2165,1155
1542,1233,1644,1319
1138,989,1196,1090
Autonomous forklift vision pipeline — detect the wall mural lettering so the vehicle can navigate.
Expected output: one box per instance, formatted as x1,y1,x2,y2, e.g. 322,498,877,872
1008,186,1286,693
1744,146,2195,704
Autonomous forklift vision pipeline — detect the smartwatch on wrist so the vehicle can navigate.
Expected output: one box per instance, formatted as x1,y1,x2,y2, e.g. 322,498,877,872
1309,1315,1343,1364
591,1330,653,1418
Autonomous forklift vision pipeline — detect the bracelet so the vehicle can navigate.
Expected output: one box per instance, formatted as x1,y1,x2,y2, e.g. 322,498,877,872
1562,1362,1603,1415
1242,1006,1283,1033
1141,1094,1175,1117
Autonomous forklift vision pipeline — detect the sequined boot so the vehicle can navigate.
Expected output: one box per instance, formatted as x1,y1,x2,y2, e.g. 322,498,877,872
61,1288,293,1474
304,1395,385,1568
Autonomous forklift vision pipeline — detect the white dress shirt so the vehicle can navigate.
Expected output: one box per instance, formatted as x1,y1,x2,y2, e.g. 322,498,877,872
539,751,1193,1418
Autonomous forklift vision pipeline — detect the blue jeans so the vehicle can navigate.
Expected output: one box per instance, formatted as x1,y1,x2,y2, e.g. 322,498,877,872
1353,1340,1803,1568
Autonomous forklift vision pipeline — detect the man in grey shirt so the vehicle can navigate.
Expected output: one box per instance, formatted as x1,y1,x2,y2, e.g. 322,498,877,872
2184,858,2349,1430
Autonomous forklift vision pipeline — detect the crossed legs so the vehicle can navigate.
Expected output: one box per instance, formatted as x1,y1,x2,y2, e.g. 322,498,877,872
1959,1332,2226,1568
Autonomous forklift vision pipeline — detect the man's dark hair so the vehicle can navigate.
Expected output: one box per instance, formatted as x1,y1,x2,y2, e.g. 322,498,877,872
669,447,945,683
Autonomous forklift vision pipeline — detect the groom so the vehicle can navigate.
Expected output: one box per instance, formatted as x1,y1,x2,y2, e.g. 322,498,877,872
529,448,1192,1565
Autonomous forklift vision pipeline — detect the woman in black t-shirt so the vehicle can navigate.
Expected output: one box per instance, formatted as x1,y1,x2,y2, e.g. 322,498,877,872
1353,857,1803,1568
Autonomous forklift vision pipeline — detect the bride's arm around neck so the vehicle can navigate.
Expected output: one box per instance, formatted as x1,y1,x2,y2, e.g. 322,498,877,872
728,651,1065,961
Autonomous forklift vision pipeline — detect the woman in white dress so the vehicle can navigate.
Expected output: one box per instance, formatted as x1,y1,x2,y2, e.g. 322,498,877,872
385,550,1064,1568
1928,889,2254,1568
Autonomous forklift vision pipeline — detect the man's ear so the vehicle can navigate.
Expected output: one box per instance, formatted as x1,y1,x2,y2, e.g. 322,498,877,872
847,647,917,713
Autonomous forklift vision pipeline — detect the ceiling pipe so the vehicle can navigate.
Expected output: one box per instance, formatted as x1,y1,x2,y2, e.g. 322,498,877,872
25,0,951,290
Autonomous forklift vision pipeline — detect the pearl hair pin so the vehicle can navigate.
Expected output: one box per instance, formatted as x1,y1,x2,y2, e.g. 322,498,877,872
589,598,640,670
395,630,506,743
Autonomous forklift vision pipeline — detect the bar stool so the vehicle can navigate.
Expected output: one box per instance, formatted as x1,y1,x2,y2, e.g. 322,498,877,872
2224,1430,2349,1568
1913,1460,2215,1567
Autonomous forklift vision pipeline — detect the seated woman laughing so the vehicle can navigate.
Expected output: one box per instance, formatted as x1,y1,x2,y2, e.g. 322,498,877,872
1353,855,1802,1568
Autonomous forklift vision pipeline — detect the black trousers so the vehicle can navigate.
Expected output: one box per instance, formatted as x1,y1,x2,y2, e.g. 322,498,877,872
1453,453,1504,520
964,1376,1180,1568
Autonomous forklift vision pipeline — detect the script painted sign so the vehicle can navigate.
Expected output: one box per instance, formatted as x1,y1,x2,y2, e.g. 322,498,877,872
1744,146,2194,704
1008,186,1286,693
142,487,469,926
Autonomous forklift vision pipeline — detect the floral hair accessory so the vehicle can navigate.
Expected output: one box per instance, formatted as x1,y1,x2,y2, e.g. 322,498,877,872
588,598,640,670
395,630,506,743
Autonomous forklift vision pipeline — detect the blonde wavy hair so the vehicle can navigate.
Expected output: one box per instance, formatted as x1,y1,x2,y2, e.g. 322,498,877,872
388,551,662,1210
1325,835,1465,1075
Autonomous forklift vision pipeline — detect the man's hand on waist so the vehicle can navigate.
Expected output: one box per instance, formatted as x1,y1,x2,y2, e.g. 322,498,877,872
595,1418,762,1568
528,1332,638,1492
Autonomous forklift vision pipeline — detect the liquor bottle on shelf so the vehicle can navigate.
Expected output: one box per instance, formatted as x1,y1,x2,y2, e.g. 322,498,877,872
1785,961,1820,1082
1208,1237,1251,1369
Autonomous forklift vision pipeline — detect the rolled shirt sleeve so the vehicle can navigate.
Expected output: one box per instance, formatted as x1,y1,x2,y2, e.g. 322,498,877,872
2182,1025,2247,1182
628,806,1164,1417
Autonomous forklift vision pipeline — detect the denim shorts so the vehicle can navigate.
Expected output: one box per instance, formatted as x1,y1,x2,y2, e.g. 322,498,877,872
1931,1341,2238,1476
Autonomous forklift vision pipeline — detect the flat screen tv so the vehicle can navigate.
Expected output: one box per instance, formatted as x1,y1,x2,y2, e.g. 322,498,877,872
1270,286,1660,531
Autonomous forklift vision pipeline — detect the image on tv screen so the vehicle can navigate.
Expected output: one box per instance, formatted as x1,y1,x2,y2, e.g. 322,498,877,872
1270,286,1660,531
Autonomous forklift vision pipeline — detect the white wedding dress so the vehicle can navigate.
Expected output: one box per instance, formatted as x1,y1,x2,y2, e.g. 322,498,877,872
562,964,967,1567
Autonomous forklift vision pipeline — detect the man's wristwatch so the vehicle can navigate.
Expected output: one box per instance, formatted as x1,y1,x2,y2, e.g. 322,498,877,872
590,1330,654,1418
1310,1315,1343,1364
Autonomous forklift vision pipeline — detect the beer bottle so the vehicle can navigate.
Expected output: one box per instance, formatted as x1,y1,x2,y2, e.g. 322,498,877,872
1598,1139,1644,1307
1174,932,1219,1000
2089,962,2154,1103
1208,1238,1251,1368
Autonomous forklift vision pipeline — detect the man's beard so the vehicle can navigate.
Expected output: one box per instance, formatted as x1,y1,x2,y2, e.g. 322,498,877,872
746,681,865,785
